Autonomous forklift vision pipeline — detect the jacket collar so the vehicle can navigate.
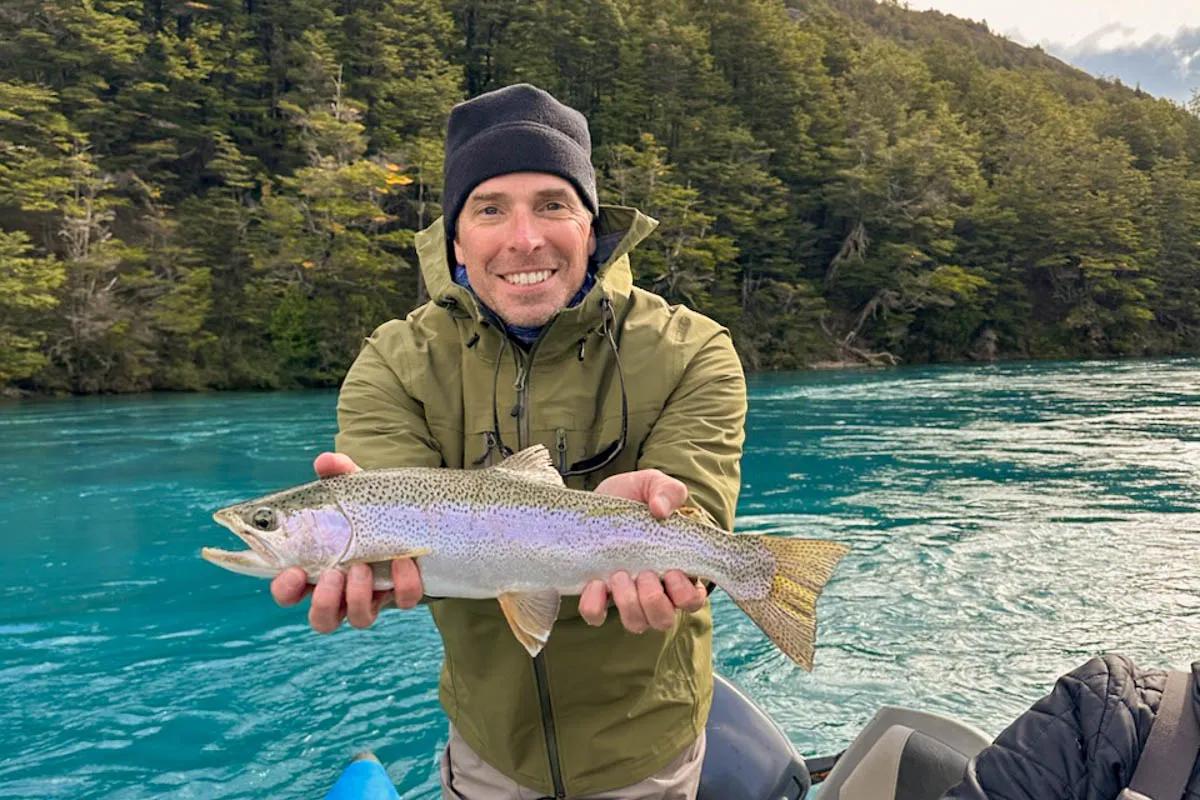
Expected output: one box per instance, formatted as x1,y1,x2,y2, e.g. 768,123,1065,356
413,205,658,346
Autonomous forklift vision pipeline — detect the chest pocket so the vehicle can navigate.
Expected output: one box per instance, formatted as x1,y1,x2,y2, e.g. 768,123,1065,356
465,414,626,490
466,429,505,469
537,406,658,491
461,353,661,487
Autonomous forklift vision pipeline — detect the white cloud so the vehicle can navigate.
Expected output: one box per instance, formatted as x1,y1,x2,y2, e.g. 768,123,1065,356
1062,23,1151,55
896,1,1200,103
900,0,1198,49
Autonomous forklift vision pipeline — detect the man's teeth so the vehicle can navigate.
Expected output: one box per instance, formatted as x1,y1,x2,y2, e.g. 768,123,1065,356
502,270,551,286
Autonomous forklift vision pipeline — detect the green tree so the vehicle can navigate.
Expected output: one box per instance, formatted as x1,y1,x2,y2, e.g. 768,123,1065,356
339,0,462,300
0,231,64,383
250,64,411,385
966,72,1154,355
602,133,736,307
821,40,986,362
1145,156,1200,351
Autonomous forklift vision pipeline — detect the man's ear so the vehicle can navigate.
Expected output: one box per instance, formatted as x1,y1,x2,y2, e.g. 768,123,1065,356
453,237,465,265
587,222,597,257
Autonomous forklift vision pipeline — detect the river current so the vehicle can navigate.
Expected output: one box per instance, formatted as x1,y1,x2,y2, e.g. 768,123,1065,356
1,358,1196,798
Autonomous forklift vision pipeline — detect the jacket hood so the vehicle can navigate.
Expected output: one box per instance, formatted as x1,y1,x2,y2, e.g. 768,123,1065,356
413,205,659,342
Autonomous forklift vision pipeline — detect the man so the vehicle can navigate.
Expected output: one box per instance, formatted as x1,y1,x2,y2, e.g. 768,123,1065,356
944,654,1200,800
271,83,747,799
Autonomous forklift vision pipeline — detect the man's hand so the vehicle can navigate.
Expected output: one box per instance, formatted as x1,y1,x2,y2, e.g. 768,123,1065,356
578,469,709,632
268,453,425,633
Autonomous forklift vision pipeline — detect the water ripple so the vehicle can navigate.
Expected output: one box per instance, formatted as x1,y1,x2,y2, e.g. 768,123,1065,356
2,362,1198,797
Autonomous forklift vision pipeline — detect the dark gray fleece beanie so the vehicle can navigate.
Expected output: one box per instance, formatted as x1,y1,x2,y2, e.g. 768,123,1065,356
442,84,598,243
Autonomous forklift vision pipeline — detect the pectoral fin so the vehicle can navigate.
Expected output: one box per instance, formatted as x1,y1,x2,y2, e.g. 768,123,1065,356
385,547,431,560
497,589,562,657
342,548,431,591
344,547,431,566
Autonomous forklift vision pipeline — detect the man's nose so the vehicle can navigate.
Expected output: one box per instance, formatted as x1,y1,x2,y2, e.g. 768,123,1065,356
506,208,545,253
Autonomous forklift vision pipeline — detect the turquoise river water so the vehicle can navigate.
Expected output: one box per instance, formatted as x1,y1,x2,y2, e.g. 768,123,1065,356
1,358,1197,798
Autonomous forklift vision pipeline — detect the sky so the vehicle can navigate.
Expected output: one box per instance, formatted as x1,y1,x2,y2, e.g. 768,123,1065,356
900,0,1200,104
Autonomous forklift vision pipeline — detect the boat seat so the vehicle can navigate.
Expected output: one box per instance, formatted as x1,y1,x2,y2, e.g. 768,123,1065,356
816,707,993,800
697,674,811,800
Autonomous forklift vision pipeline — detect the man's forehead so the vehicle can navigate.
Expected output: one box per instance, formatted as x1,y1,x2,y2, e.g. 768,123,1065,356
466,172,582,203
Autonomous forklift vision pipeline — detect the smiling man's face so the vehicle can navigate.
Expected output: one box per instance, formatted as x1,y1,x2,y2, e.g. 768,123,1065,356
453,172,596,328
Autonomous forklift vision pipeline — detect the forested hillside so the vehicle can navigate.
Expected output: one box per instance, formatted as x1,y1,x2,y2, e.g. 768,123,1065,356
2,0,1198,394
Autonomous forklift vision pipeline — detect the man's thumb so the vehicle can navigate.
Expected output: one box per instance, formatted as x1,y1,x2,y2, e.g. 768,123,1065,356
313,451,360,478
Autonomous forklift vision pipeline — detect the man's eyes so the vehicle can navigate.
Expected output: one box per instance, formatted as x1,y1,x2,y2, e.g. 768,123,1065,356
474,201,571,215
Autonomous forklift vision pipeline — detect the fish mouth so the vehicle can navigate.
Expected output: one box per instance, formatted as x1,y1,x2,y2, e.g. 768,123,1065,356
206,508,282,572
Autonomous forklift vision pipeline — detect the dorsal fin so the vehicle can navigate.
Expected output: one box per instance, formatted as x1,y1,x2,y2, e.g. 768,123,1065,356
673,505,718,527
491,445,564,487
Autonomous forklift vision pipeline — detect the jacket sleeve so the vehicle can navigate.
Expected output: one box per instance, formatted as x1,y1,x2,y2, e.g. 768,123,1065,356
335,325,444,470
943,654,1162,800
636,328,746,532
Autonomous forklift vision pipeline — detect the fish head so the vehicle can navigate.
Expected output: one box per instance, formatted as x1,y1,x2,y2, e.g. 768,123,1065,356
203,480,353,579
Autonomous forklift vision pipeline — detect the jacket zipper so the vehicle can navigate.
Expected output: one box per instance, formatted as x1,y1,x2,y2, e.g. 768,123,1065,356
555,428,568,474
512,337,566,799
513,358,530,448
533,653,566,798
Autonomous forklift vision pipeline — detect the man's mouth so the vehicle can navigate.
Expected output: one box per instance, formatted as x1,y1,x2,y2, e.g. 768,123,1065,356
501,269,553,286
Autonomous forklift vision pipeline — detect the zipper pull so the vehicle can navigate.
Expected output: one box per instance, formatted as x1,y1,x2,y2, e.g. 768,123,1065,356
513,362,528,392
472,431,498,466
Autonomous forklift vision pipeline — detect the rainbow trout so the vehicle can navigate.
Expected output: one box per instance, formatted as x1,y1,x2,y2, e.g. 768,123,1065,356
202,445,848,669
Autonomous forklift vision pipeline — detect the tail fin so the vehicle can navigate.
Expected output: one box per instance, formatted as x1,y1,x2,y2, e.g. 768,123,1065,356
729,537,849,671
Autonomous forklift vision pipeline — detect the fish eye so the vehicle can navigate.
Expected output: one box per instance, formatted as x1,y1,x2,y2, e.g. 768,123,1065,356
251,507,278,531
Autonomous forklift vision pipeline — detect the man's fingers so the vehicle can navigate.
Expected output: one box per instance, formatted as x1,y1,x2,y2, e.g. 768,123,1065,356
579,580,609,626
309,569,348,633
619,469,686,519
313,452,361,479
270,567,311,607
663,570,707,613
609,571,648,634
345,563,377,629
593,469,688,519
636,571,676,630
372,590,395,615
391,558,424,609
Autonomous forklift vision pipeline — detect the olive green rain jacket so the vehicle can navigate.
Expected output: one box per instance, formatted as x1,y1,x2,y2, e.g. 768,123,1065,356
335,205,747,797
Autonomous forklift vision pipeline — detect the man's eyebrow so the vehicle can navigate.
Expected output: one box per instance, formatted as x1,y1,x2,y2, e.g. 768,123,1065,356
534,188,575,202
466,192,508,205
466,188,577,206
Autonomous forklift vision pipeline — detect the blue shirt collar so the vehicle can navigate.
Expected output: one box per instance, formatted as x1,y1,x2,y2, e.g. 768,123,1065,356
450,232,620,346
452,264,595,346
